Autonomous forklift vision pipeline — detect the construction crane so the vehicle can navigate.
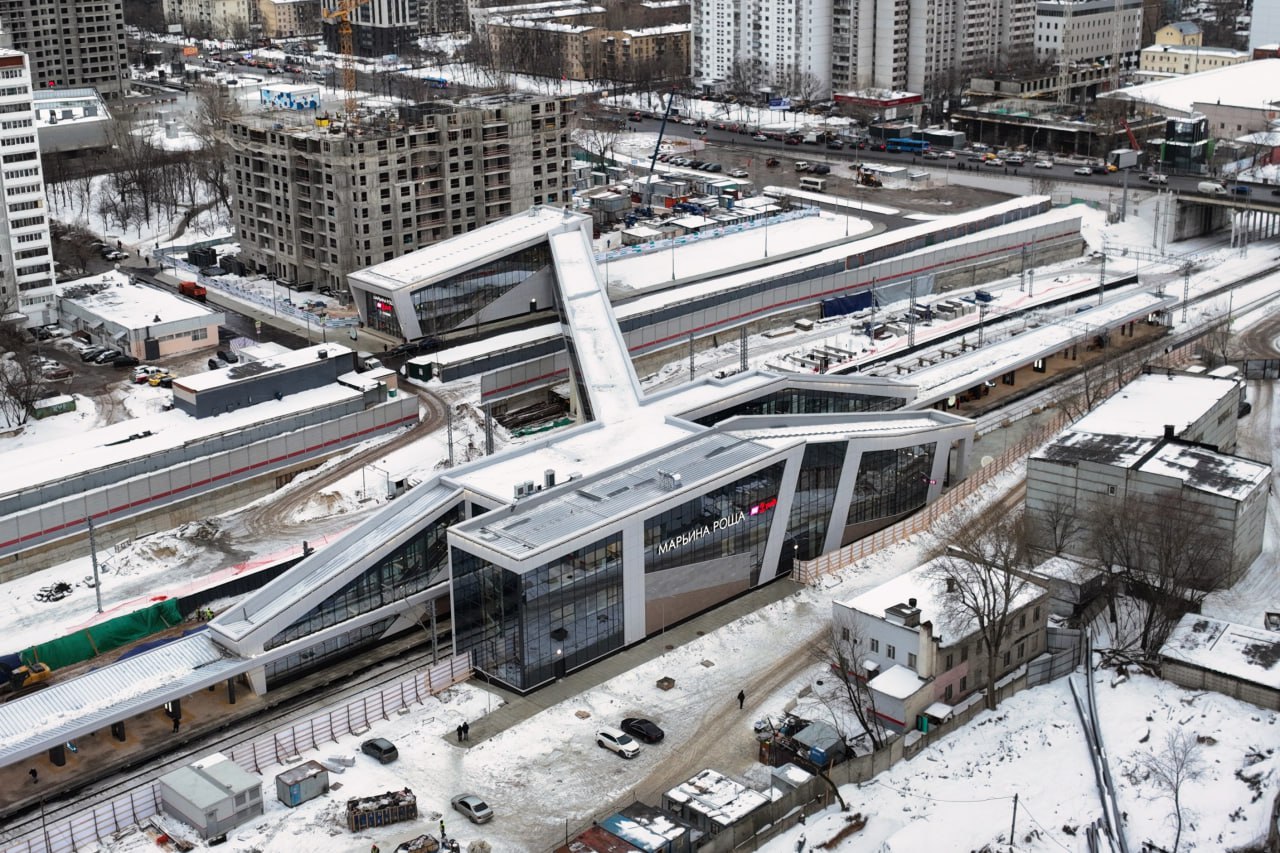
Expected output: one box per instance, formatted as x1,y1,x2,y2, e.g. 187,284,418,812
322,0,374,117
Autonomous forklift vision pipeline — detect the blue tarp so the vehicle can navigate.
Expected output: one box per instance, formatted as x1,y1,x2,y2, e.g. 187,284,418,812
821,291,874,318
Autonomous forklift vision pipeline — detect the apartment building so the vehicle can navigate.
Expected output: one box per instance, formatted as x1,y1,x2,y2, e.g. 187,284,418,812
258,0,319,39
0,0,128,100
225,94,575,295
1035,0,1143,69
833,559,1049,731
692,0,832,98
830,0,1033,94
486,16,689,83
0,51,55,327
162,0,255,39
321,0,416,57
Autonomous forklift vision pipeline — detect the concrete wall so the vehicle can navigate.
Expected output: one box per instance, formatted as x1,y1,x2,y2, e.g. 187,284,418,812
1160,659,1280,711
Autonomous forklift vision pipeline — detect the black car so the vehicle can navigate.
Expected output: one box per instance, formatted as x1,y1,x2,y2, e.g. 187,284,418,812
217,349,239,363
811,164,831,175
208,358,221,370
111,355,140,368
93,348,122,364
620,717,665,744
80,346,107,362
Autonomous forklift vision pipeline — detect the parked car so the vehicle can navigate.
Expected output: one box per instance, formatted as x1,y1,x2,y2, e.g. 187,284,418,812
208,358,221,370
1074,166,1093,176
728,168,749,178
451,794,494,824
826,139,844,150
596,727,640,758
111,355,140,368
92,349,122,364
811,164,831,175
752,133,768,141
134,366,163,383
794,161,811,172
217,349,239,363
620,717,665,744
361,737,399,763
1034,160,1054,169
80,346,107,362
148,372,175,387
705,163,723,173
1230,184,1252,195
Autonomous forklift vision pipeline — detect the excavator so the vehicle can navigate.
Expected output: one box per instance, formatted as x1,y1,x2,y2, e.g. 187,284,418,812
0,661,53,700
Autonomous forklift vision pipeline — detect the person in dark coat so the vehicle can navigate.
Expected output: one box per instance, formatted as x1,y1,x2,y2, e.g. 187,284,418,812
461,721,470,741
455,724,463,742
737,689,746,709
28,768,37,784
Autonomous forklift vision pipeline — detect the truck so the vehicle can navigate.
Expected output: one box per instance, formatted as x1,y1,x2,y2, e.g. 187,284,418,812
178,281,207,303
1107,148,1142,171
355,351,383,371
345,788,418,832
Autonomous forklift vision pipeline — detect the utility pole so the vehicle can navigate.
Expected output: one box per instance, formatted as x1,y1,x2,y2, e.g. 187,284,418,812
446,405,454,467
977,302,989,346
688,333,696,382
1098,240,1107,305
1009,793,1019,852
739,326,748,372
483,401,494,456
907,278,918,348
87,516,103,614
1181,263,1191,323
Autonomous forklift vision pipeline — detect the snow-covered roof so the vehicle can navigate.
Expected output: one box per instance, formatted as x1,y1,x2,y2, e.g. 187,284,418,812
840,558,1046,646
1161,613,1280,690
1137,441,1269,500
1029,555,1099,583
664,769,769,828
1100,59,1280,114
58,276,220,330
349,206,586,293
176,343,354,394
1073,371,1238,437
869,664,926,699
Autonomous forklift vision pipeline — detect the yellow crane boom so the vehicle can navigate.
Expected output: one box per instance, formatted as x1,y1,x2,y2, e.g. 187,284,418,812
322,0,374,116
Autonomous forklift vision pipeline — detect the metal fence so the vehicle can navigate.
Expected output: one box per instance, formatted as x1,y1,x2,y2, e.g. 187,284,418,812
1,654,471,853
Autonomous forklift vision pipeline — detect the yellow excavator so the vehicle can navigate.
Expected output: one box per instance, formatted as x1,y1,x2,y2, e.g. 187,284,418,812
1,661,53,698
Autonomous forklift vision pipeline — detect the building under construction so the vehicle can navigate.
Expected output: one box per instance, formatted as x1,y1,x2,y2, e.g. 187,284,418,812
224,92,577,296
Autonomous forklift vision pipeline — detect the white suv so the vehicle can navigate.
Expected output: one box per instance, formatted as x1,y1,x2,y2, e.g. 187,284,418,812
596,727,640,758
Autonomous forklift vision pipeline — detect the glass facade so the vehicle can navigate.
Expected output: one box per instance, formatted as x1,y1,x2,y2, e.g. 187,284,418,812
847,443,937,526
365,291,401,337
644,462,785,578
787,442,849,560
265,616,396,688
265,503,463,651
452,532,624,692
409,242,552,338
694,387,903,426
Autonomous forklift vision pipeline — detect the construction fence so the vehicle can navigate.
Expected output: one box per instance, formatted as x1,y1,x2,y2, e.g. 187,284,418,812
1,654,471,853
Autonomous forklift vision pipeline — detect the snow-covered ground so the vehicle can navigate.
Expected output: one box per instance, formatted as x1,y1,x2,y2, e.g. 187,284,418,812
9,129,1280,851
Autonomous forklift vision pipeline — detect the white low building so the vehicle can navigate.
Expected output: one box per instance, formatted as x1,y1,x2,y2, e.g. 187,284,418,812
1160,613,1280,711
56,273,224,360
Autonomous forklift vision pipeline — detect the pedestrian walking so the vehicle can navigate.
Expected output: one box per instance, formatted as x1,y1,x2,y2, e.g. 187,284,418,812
28,768,37,784
462,721,470,741
455,724,463,742
737,689,745,709
172,716,181,733
440,818,446,839
371,845,380,853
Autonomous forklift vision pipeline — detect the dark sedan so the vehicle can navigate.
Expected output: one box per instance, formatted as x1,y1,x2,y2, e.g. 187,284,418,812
621,717,665,744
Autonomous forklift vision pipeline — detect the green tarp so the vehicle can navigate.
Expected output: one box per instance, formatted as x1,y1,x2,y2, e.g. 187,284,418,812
23,598,183,671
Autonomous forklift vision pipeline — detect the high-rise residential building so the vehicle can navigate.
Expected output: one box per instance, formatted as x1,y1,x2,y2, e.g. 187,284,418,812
0,50,55,327
320,0,417,57
0,0,128,100
830,0,1034,95
163,0,258,39
1035,0,1143,72
224,93,576,294
692,0,832,98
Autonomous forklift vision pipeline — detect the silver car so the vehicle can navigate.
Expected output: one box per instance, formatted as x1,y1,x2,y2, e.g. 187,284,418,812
451,793,494,824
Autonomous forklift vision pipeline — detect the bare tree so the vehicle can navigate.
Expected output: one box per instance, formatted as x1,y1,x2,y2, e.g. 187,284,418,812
576,100,625,168
1196,317,1233,369
1138,730,1205,853
928,508,1039,711
1085,490,1232,657
1030,174,1055,196
0,351,48,429
724,57,759,104
812,623,888,751
1030,494,1082,556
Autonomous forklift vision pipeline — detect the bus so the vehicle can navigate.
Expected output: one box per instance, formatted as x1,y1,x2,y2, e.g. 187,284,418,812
885,138,930,154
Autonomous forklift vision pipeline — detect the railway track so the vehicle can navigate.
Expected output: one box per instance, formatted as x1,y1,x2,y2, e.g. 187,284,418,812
233,385,449,541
